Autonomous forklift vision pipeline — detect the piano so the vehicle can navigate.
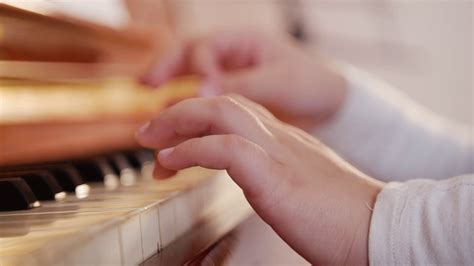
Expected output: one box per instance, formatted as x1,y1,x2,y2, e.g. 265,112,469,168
0,3,252,265
0,149,252,265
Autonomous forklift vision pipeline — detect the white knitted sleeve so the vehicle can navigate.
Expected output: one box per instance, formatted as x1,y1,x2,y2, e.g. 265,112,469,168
369,175,474,265
315,65,473,182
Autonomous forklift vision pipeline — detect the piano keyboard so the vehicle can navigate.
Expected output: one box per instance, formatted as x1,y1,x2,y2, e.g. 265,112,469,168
0,150,252,265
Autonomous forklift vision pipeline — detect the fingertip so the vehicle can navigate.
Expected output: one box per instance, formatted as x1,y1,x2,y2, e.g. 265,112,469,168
158,147,177,166
153,163,176,179
158,147,175,160
140,67,167,88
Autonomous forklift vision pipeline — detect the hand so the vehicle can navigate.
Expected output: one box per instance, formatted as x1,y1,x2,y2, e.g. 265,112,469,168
136,95,383,264
142,31,347,130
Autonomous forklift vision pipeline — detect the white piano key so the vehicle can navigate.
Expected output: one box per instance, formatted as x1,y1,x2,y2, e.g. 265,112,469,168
173,192,194,238
188,185,202,221
192,184,206,224
139,205,160,260
119,214,144,266
0,167,244,265
67,226,122,265
158,199,176,248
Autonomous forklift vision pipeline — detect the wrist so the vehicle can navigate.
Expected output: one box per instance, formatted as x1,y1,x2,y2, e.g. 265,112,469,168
344,177,384,265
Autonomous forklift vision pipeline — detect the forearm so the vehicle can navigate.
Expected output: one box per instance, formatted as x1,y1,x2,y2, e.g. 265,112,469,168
315,64,473,181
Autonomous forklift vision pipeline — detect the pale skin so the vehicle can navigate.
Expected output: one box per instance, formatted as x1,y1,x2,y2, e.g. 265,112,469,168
137,31,385,265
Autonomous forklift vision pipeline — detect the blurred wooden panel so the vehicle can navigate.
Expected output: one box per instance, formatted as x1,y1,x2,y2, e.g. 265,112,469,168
0,61,144,81
0,118,142,166
0,3,165,71
0,77,198,124
0,77,199,166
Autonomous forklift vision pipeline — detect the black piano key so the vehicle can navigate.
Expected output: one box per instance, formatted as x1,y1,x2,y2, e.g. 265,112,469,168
48,165,86,192
0,170,66,201
95,157,120,189
107,157,121,176
19,171,66,201
124,151,142,170
0,164,88,197
0,178,40,211
135,150,155,179
72,160,104,182
109,154,138,186
142,149,156,161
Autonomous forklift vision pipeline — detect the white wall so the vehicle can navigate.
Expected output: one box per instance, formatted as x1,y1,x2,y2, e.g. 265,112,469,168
303,0,473,124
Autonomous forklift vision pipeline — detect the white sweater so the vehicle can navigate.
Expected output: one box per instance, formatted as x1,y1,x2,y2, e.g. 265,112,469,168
316,66,474,265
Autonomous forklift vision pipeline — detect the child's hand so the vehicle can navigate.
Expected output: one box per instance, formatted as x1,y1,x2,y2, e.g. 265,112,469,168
136,95,383,264
142,31,347,130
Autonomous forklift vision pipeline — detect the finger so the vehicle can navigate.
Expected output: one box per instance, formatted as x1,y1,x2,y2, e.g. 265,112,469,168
136,96,275,151
141,44,189,87
191,34,259,96
143,31,261,89
157,134,278,198
152,161,177,179
188,41,222,96
189,40,219,79
208,30,263,69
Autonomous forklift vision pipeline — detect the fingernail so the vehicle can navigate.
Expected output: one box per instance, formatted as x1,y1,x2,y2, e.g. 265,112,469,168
199,82,220,97
159,147,175,158
137,121,151,136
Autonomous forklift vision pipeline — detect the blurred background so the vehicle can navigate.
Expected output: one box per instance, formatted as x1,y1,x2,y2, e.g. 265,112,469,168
153,0,473,125
0,0,472,164
1,0,471,123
